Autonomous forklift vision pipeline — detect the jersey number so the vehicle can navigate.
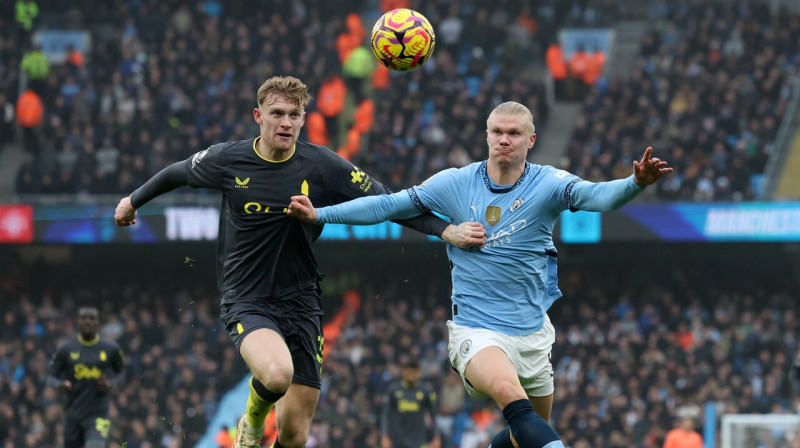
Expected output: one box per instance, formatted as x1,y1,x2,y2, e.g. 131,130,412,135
95,418,110,438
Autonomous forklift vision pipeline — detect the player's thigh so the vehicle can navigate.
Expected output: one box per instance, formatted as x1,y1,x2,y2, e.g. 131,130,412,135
75,416,110,448
240,328,293,384
464,346,526,408
63,417,84,448
529,394,554,421
275,382,320,440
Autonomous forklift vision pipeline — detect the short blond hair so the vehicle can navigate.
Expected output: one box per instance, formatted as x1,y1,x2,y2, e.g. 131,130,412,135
257,76,312,109
487,101,536,134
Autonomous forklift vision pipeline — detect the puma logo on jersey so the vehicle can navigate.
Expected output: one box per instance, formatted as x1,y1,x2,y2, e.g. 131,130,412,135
235,177,250,188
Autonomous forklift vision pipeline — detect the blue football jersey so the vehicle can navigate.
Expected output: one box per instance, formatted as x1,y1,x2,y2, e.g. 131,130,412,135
410,161,581,335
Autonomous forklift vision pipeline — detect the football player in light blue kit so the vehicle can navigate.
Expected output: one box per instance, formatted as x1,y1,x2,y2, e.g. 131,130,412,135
288,102,672,448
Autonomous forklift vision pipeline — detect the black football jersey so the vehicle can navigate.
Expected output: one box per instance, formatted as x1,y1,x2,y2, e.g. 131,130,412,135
381,380,438,447
185,138,406,302
47,336,124,420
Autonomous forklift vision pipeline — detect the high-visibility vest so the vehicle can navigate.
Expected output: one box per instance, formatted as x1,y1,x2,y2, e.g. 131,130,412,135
16,89,44,128
317,76,347,118
546,44,568,80
21,50,49,80
306,111,328,146
15,0,38,31
568,51,589,82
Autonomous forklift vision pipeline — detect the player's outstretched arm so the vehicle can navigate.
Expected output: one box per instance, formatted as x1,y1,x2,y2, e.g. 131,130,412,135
289,191,421,224
571,146,673,212
114,162,189,226
289,194,486,248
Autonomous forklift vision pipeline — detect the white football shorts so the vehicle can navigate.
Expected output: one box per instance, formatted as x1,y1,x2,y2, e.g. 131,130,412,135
447,315,555,399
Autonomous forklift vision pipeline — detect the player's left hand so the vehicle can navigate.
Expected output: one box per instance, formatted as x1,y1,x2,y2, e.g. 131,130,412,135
114,196,137,226
287,195,317,222
443,222,486,249
633,147,673,187
97,375,111,393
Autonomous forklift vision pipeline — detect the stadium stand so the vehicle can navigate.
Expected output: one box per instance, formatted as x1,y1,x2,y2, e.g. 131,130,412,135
1,244,798,447
564,2,800,201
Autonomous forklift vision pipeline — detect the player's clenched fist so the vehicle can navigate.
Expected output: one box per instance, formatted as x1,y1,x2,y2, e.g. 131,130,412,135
287,195,317,222
114,196,137,226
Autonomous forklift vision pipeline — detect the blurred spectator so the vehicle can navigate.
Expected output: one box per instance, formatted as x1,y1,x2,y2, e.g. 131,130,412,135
567,46,589,100
546,41,568,101
20,45,48,94
15,89,43,154
662,417,702,448
14,0,38,42
317,73,348,148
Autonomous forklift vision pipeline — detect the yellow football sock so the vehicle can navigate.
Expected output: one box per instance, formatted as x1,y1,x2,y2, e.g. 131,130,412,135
245,377,275,429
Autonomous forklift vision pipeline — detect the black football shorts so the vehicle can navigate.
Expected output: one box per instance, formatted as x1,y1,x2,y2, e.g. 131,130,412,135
220,287,324,389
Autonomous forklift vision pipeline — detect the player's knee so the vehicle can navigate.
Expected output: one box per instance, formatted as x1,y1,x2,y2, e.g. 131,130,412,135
278,428,309,448
253,363,293,394
487,380,527,406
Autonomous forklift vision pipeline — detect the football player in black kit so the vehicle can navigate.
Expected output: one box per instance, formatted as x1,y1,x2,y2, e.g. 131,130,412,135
114,75,486,448
47,307,125,448
381,359,440,448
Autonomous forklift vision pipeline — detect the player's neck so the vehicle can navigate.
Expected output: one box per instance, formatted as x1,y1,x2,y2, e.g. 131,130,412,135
487,161,524,186
78,333,99,345
256,138,293,162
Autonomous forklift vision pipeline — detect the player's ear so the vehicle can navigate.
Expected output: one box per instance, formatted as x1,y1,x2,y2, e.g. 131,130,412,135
529,133,537,148
253,108,262,125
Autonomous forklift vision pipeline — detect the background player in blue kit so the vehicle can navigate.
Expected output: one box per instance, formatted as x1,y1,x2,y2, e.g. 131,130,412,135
288,101,673,448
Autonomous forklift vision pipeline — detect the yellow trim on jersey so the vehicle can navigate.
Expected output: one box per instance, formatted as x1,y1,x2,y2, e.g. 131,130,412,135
253,136,295,163
78,334,100,346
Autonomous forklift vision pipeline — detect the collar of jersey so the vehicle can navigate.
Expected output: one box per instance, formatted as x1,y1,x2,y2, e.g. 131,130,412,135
481,160,530,193
78,334,100,346
253,136,296,163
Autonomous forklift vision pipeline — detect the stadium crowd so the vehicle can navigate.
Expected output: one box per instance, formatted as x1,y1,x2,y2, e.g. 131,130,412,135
5,0,555,197
0,246,797,448
3,1,796,201
565,1,800,201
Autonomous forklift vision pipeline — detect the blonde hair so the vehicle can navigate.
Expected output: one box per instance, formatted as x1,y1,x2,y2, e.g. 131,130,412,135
257,76,312,109
487,101,536,134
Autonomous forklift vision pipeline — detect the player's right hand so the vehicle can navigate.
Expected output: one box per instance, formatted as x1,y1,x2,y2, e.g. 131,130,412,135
443,222,486,249
114,196,137,226
287,195,318,222
62,380,73,391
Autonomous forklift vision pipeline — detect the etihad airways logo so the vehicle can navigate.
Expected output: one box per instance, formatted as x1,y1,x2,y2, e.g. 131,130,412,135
235,177,250,189
483,219,529,248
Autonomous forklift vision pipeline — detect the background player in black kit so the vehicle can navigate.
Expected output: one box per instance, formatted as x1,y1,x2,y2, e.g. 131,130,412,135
381,359,441,448
113,75,485,448
47,307,125,448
